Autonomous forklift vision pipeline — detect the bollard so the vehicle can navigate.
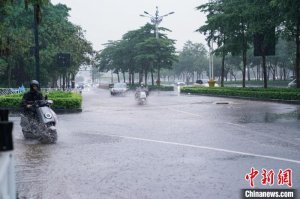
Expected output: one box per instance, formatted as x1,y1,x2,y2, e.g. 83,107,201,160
0,109,13,151
0,109,16,199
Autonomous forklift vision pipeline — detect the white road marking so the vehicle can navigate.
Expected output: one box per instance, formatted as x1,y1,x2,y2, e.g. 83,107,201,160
109,134,300,164
223,122,246,128
168,108,202,117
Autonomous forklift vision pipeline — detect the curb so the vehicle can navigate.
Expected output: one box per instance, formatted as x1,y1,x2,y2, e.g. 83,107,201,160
181,93,300,105
0,107,82,116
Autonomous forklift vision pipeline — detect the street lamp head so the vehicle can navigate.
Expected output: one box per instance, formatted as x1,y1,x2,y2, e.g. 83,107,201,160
169,11,175,15
144,11,149,15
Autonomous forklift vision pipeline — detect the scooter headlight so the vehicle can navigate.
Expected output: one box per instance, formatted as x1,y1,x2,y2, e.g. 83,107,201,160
44,112,52,119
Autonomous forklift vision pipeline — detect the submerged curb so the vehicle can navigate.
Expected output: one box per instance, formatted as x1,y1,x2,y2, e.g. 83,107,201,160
181,93,300,105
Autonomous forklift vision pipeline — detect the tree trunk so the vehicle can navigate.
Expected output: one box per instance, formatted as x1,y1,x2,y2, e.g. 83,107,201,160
221,50,225,87
139,71,143,84
144,69,148,86
262,53,267,88
257,65,260,80
33,4,40,83
62,73,66,90
59,75,62,88
273,65,276,80
242,24,247,87
129,70,132,85
132,73,135,85
252,67,256,80
7,59,11,88
157,67,161,86
71,73,75,88
247,64,250,81
117,71,120,82
123,72,126,83
151,70,154,86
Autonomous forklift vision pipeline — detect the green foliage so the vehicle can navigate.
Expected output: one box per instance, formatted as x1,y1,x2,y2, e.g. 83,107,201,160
0,91,82,109
128,84,174,91
224,80,291,87
0,1,93,87
51,97,82,109
173,41,208,76
95,23,177,84
181,86,300,101
0,96,22,107
148,85,174,91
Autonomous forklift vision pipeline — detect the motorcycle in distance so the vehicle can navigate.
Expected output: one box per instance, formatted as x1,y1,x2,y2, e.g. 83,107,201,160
135,90,147,105
20,97,58,144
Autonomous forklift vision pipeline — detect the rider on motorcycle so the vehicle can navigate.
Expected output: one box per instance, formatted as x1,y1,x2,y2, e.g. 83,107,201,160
135,83,149,97
20,80,57,143
21,80,44,117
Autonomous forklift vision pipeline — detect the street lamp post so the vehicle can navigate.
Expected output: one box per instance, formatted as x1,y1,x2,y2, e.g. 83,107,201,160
210,40,214,80
140,6,174,39
208,40,216,87
140,6,174,85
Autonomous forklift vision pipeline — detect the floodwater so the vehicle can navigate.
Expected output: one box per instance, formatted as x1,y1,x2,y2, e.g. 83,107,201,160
10,88,300,199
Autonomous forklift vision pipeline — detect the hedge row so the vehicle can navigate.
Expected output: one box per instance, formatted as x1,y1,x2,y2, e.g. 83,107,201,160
148,85,174,91
181,87,300,101
128,84,174,91
0,91,82,109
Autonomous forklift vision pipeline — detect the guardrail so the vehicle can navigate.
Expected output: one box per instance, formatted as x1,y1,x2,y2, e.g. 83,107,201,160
0,109,16,199
0,87,82,96
0,88,23,96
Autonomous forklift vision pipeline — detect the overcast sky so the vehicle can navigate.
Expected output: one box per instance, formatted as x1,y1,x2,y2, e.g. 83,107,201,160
50,0,209,51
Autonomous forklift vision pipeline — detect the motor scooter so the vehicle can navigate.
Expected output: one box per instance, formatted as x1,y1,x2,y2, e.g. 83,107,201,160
20,99,58,144
135,91,147,105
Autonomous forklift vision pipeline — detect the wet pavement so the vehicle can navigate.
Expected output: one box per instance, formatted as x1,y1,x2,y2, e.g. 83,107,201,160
10,87,300,199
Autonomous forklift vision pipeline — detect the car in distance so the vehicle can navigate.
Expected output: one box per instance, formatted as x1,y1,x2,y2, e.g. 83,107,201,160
175,81,186,86
194,79,219,87
110,82,128,95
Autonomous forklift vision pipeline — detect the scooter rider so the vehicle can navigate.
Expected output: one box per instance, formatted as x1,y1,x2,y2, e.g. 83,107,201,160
135,83,149,97
21,80,44,116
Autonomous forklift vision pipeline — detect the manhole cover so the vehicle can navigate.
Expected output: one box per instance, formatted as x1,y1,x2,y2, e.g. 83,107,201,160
215,101,230,104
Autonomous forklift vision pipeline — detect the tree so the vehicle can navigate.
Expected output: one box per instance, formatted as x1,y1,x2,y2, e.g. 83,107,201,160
0,1,93,87
136,37,177,85
95,23,177,86
271,0,300,88
172,41,208,83
197,0,282,88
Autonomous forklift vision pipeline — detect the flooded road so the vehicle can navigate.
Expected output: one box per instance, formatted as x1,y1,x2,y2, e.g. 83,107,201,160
11,88,300,199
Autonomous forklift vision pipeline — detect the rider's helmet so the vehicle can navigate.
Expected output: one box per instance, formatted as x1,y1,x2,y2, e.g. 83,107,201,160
30,80,40,90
